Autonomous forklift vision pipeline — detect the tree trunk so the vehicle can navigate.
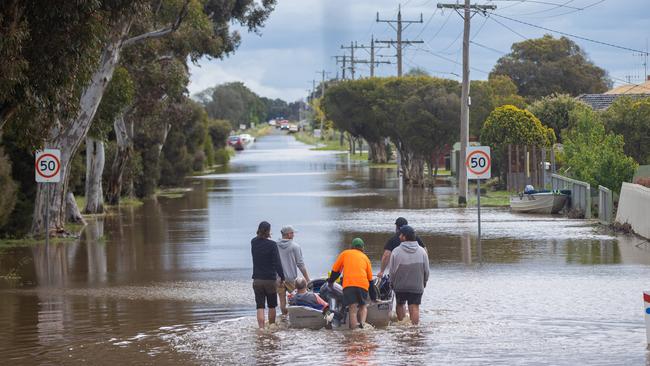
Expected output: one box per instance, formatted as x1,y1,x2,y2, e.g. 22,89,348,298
31,18,131,236
66,191,86,225
105,113,132,205
84,137,105,213
399,148,425,186
369,141,387,164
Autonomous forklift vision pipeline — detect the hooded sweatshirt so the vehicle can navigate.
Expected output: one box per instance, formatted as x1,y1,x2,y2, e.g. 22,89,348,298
251,237,285,281
277,238,305,282
387,241,429,294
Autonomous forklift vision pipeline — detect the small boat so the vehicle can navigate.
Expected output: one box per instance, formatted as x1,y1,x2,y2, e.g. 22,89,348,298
287,277,393,329
510,191,569,214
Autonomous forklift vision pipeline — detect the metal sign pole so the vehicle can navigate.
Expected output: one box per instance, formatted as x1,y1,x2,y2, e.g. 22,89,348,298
477,178,482,262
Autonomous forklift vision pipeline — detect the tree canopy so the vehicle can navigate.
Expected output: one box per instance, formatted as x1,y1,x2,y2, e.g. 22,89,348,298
528,94,591,143
490,35,611,100
602,96,650,165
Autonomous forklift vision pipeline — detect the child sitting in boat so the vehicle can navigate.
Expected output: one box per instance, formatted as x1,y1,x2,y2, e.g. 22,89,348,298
288,278,329,310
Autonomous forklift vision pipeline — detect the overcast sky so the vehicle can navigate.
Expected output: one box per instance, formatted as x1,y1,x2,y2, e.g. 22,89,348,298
187,0,650,102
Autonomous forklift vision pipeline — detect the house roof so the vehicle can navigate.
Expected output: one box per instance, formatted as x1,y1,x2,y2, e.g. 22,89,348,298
604,80,650,95
577,93,648,110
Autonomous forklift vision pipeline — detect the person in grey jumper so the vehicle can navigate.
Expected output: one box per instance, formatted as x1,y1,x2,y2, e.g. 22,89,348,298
277,225,311,315
387,225,429,325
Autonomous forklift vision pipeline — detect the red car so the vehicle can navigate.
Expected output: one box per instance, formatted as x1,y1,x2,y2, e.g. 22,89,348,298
227,135,244,150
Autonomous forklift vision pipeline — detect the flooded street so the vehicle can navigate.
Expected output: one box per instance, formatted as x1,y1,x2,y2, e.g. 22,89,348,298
1,133,650,365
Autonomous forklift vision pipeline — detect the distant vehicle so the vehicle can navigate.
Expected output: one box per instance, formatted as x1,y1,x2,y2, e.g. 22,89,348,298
280,120,290,130
239,134,254,143
288,124,299,133
269,119,277,126
227,135,244,150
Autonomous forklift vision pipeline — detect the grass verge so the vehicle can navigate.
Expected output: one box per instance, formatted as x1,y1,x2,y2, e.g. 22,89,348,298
467,188,511,207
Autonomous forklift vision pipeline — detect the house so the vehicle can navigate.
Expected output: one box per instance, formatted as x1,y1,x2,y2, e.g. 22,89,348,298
577,77,650,110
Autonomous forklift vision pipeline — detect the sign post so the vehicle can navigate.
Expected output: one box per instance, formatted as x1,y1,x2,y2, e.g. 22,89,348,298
644,291,650,347
35,149,62,249
466,146,491,253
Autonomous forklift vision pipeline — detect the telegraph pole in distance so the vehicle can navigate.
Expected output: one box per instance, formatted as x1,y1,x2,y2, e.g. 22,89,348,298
340,42,358,79
354,36,391,77
437,0,496,205
316,70,330,136
376,5,423,76
333,55,349,80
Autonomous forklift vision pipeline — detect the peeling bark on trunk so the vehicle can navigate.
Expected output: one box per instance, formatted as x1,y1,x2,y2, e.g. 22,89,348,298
368,141,388,164
65,192,86,225
31,19,131,236
84,137,105,214
397,145,425,186
106,113,132,205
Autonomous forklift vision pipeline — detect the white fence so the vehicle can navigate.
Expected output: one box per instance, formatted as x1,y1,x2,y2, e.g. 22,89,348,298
551,174,591,218
616,182,650,239
598,185,614,224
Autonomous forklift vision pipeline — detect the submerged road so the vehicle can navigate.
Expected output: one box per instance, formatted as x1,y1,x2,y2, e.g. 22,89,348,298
1,132,649,365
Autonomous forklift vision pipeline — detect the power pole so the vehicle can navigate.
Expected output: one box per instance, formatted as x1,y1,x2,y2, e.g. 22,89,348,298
316,70,330,135
354,36,391,77
333,55,349,80
340,42,358,79
437,1,496,205
376,5,423,76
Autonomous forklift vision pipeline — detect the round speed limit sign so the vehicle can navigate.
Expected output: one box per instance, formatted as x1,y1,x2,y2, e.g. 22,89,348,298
466,146,491,179
35,149,62,183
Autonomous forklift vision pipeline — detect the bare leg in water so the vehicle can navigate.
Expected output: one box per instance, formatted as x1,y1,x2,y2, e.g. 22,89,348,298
268,307,276,325
396,303,406,321
358,304,368,327
256,309,265,328
408,304,420,325
348,303,358,329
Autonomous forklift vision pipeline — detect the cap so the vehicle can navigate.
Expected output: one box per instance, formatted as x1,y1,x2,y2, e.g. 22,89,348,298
395,217,408,227
399,225,415,237
351,238,365,249
281,225,297,235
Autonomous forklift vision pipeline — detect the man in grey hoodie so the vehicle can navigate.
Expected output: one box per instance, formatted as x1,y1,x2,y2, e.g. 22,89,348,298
277,225,311,315
387,225,429,325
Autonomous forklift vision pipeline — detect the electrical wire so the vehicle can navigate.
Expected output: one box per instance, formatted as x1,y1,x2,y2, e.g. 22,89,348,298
487,12,648,54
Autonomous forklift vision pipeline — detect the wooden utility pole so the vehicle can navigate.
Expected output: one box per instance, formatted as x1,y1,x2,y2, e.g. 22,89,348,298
316,70,330,134
353,36,391,77
340,42,359,79
333,55,349,80
376,5,423,76
437,1,496,204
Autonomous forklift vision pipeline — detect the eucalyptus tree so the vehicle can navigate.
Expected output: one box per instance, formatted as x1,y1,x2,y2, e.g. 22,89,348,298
31,0,276,235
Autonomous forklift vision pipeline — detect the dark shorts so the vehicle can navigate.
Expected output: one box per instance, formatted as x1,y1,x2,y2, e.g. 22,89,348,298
253,279,278,309
343,286,368,306
395,292,422,306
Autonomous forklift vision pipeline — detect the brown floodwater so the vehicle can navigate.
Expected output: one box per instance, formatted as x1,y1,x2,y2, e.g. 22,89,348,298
1,132,650,365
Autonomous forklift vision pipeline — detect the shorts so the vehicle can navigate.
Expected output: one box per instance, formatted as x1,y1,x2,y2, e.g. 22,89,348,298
277,280,296,297
395,292,422,306
343,286,368,306
253,279,278,309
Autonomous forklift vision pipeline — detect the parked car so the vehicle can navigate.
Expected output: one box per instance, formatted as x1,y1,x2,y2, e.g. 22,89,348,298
288,124,299,133
227,135,244,150
280,120,289,130
239,134,254,143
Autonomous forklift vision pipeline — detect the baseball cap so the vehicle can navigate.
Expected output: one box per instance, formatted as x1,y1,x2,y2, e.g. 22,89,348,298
399,225,415,237
395,217,408,227
351,238,365,249
281,225,297,235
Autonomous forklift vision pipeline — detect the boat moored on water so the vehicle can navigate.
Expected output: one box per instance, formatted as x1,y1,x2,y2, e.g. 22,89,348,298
510,188,570,214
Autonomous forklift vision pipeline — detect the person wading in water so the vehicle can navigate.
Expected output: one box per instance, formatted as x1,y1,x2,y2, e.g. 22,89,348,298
251,221,285,329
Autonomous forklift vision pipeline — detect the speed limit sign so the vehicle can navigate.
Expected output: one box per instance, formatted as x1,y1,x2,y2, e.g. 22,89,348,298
466,146,491,180
35,149,61,183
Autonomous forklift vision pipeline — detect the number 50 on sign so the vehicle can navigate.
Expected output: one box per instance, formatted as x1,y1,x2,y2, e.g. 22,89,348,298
466,146,491,180
35,149,61,183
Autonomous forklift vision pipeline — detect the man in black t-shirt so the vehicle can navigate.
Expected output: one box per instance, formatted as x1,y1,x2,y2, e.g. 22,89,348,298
377,217,424,278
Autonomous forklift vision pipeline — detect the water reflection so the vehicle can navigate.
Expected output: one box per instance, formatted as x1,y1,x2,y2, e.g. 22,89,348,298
0,133,649,365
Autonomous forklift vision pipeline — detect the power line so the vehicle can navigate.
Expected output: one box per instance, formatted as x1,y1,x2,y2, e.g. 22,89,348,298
488,12,649,55
470,40,507,54
489,14,528,39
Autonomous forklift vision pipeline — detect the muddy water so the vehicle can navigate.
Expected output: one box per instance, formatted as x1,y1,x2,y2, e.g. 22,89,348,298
1,133,650,365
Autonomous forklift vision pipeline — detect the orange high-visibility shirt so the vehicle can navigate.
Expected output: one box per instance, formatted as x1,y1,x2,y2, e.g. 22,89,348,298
331,249,373,290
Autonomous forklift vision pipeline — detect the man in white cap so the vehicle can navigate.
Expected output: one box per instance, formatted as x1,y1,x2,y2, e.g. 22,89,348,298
277,225,311,315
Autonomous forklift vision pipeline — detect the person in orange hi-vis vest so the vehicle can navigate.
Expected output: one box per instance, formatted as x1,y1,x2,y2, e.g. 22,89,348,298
327,238,373,329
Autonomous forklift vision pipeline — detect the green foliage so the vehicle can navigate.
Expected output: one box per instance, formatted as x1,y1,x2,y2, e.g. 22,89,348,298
201,82,265,129
562,108,637,192
602,97,650,165
0,148,17,228
470,75,525,136
481,105,556,181
207,119,233,150
528,94,591,142
91,67,135,140
490,35,610,100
